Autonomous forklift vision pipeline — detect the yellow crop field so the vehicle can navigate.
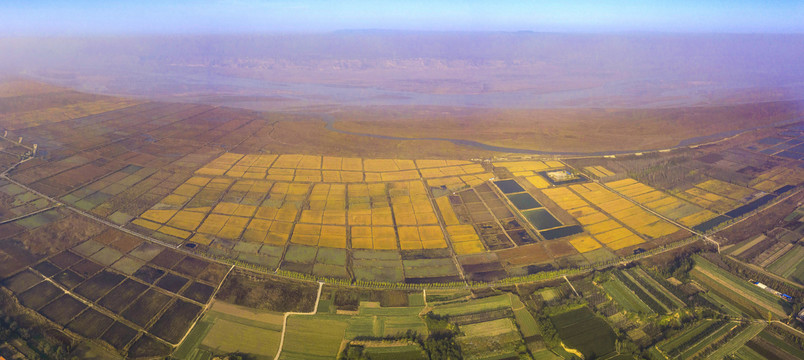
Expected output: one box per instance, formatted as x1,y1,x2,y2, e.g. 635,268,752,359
185,176,212,187
607,235,644,250
340,171,363,182
460,164,485,174
453,241,485,255
416,159,447,168
595,227,635,244
577,212,608,226
318,225,346,248
584,166,606,178
275,207,298,222
616,183,655,198
567,206,597,218
400,241,422,250
167,211,206,231
394,211,418,226
233,204,257,218
363,172,381,182
349,209,372,225
218,216,249,239
372,211,395,226
597,199,634,213
677,210,718,227
340,157,363,171
436,197,460,225
132,218,160,230
462,173,493,187
372,226,398,250
569,236,603,253
525,175,551,189
586,220,622,234
255,206,278,220
297,155,322,169
415,212,439,225
639,221,679,238
644,196,678,209
212,202,239,215
381,170,420,182
363,159,400,172
300,210,324,224
493,160,562,173
542,187,588,210
197,214,229,234
265,222,292,245
322,156,342,170
272,154,303,168
446,225,485,254
158,225,191,239
428,176,466,191
606,178,637,188
161,194,189,207
695,179,754,201
252,154,277,167
398,227,420,242
323,210,346,225
242,218,272,243
633,191,667,204
322,170,340,182
190,233,213,246
140,209,177,224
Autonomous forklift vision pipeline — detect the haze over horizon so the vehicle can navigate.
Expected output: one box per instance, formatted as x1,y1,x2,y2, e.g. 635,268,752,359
1,0,802,36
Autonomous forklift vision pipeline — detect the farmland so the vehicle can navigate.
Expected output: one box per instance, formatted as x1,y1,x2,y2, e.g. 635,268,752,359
0,71,804,360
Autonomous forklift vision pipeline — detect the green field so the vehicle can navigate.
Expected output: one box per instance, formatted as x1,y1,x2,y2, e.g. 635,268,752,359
280,314,349,360
174,302,284,360
677,322,736,358
601,278,652,313
511,296,539,338
691,255,789,318
658,319,718,356
706,323,766,359
549,306,616,359
766,245,804,284
457,318,523,360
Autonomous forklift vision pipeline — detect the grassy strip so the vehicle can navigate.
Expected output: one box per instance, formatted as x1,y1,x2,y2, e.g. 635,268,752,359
658,320,717,355
613,270,664,313
628,267,681,310
705,322,766,359
601,278,652,313
678,321,736,359
692,255,788,318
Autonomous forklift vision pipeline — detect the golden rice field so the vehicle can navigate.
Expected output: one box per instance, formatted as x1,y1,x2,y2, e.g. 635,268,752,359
525,175,551,189
446,225,486,255
195,154,489,184
493,160,564,173
584,165,615,178
605,178,719,227
694,179,755,201
541,185,648,250
132,153,500,256
569,236,603,253
749,166,804,192
427,173,494,192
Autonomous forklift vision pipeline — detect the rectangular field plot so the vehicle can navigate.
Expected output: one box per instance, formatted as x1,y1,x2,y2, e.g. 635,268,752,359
691,255,789,319
549,306,616,359
280,315,349,360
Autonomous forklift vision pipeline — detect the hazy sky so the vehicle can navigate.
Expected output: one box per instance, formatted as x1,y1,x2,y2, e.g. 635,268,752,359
1,0,801,35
